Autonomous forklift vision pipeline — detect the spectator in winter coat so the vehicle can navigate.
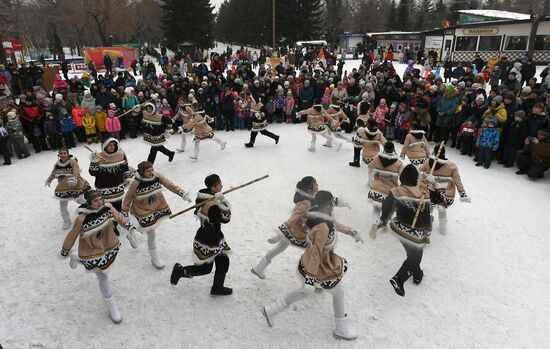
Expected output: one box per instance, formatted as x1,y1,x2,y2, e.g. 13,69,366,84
395,102,413,144
458,117,477,156
501,110,528,167
372,98,389,130
95,105,108,141
331,81,348,104
106,109,121,139
503,73,520,95
452,64,466,79
299,80,314,110
82,108,98,144
527,103,548,138
521,59,536,87
482,95,507,132
283,91,295,123
476,117,500,168
471,94,489,126
80,90,96,116
95,85,115,111
5,110,30,158
435,85,459,143
509,62,522,84
516,128,550,178
59,108,75,148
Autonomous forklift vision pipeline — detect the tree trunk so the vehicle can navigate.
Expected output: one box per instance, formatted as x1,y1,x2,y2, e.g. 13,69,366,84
527,14,539,60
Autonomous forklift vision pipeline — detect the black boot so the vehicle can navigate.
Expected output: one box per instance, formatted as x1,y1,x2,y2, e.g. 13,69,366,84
348,161,360,167
412,268,424,285
390,262,411,297
390,276,405,297
244,142,254,148
168,151,175,162
210,272,232,296
349,147,361,167
170,263,192,285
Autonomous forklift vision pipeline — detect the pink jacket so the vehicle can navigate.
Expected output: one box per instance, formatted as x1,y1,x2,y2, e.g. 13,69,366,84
106,116,121,132
284,96,295,115
372,105,389,128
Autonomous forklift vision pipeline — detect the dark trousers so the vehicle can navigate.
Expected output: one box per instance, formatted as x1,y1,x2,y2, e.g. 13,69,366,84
0,136,11,165
352,146,361,163
223,110,235,131
147,145,172,164
434,127,450,143
249,130,277,144
477,146,494,168
450,126,459,147
517,151,546,178
185,254,230,289
63,132,75,148
460,134,474,156
395,241,424,282
502,141,518,166
396,128,408,144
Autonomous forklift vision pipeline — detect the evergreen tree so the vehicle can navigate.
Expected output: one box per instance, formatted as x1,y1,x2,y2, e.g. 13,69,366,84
483,0,502,9
386,0,397,31
161,0,215,49
447,0,462,25
276,0,324,44
415,0,433,31
397,0,412,31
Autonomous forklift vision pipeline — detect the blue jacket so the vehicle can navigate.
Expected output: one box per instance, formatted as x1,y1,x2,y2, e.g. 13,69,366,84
436,96,459,128
59,114,75,133
476,127,500,149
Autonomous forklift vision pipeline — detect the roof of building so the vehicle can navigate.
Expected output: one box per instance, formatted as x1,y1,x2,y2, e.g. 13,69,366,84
367,31,421,36
457,9,531,20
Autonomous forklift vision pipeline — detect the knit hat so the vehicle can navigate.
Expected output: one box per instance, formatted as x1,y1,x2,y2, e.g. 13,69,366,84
383,141,395,154
399,164,419,186
109,103,116,109
445,85,455,94
296,176,316,191
487,118,497,127
379,98,387,106
522,86,532,94
312,190,334,207
514,110,526,119
493,95,503,104
475,94,485,102
457,81,466,89
96,105,103,110
504,92,515,101
84,190,102,204
124,87,132,94
390,102,398,110
138,91,144,97
204,174,221,189
362,92,369,100
430,85,438,92
55,94,63,100
7,111,16,120
137,161,153,176
84,90,91,96
538,129,550,139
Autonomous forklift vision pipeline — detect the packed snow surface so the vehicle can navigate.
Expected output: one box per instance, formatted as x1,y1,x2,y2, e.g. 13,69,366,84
1,120,549,348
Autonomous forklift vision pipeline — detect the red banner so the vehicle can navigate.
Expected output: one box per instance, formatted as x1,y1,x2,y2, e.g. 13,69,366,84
2,39,23,55
81,46,136,69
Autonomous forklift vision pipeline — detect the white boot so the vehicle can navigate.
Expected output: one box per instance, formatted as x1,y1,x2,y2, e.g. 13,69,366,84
262,297,287,327
308,141,316,152
177,134,186,152
439,218,448,235
148,248,165,269
333,315,359,340
189,141,199,160
103,296,122,324
221,141,226,150
69,251,80,269
62,219,71,230
251,256,270,279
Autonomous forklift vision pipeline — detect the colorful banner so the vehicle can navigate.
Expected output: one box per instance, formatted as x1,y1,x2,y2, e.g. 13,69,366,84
81,46,136,69
2,39,23,55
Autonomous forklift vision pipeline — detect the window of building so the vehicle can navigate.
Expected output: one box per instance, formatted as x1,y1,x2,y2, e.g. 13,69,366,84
534,35,550,50
504,36,528,50
455,36,478,51
478,36,502,51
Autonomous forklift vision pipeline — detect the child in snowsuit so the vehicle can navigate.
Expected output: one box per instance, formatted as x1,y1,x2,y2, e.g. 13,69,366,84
82,108,98,144
458,118,477,156
59,108,76,148
395,102,413,144
476,118,500,169
284,91,295,124
43,111,60,151
235,100,246,129
95,105,108,142
106,110,121,140
5,111,30,158
372,98,389,131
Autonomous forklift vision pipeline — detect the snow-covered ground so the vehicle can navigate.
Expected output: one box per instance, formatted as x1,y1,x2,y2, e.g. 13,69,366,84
0,121,549,348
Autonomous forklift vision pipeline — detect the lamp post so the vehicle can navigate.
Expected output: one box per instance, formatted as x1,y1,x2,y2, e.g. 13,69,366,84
272,0,275,50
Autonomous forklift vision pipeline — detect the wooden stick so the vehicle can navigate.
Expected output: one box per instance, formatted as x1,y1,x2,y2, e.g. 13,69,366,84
83,144,108,161
115,97,156,119
411,141,445,228
169,174,270,219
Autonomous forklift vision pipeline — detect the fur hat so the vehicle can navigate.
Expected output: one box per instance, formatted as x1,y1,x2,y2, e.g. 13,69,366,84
55,94,63,100
296,176,316,191
312,190,334,207
522,86,532,94
493,95,503,104
137,161,153,176
84,190,102,204
109,103,116,110
399,164,419,186
204,174,221,189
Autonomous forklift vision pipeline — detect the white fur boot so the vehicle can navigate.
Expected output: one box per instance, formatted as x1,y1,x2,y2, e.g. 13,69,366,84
438,206,448,235
262,297,287,327
69,251,80,269
148,248,165,269
103,296,122,324
251,256,271,279
333,315,359,340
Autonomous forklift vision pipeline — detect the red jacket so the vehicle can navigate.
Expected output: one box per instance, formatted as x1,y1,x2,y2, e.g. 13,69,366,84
20,104,42,124
72,107,83,127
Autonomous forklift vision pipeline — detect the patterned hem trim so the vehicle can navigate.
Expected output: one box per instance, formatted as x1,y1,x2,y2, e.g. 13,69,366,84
298,258,348,290
136,208,171,228
54,183,91,200
390,220,430,244
308,125,327,134
362,156,374,164
368,190,386,203
194,133,214,141
81,244,120,270
193,239,231,262
278,224,308,248
409,158,426,166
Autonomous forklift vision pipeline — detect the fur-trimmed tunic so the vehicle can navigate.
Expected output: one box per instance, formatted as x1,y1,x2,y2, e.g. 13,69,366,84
306,110,330,134
298,210,353,289
89,138,133,203
142,110,172,146
380,185,445,245
62,204,131,270
354,127,387,164
122,172,183,229
47,156,91,201
193,189,231,264
368,153,404,204
325,107,349,133
278,197,312,248
419,157,466,206
252,110,268,132
189,111,215,141
400,132,430,165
